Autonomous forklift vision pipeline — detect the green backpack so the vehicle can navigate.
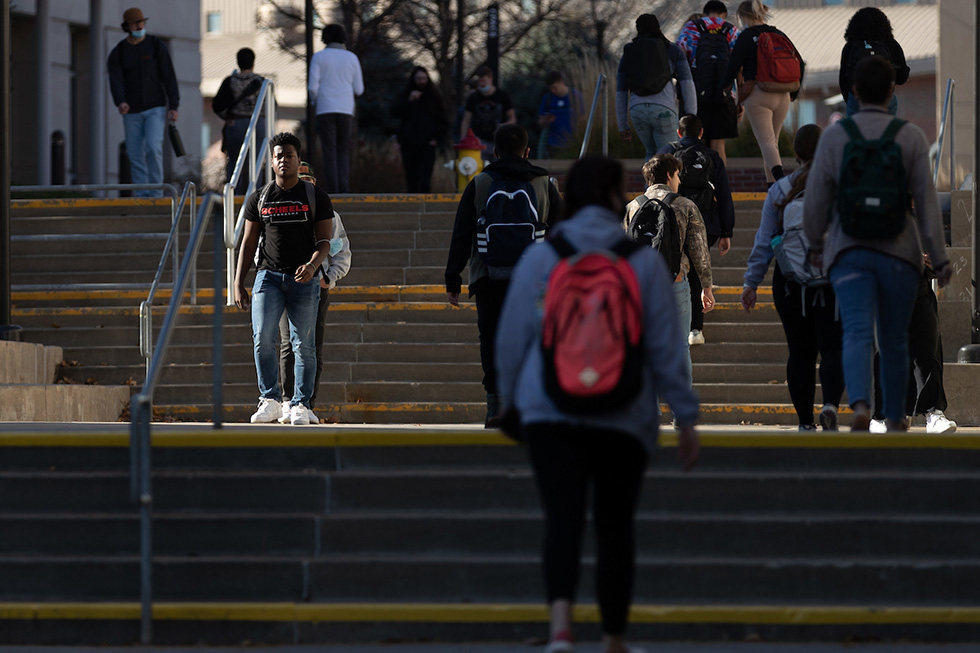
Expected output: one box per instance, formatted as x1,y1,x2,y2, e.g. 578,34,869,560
836,117,909,239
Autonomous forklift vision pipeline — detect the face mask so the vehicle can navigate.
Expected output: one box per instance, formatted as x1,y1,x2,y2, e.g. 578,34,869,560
478,84,492,95
130,28,146,38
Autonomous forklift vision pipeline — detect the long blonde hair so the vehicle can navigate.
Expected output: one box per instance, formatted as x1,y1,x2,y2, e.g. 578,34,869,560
736,0,771,26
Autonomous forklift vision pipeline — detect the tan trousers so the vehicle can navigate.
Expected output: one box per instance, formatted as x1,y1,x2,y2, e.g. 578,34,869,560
743,89,790,183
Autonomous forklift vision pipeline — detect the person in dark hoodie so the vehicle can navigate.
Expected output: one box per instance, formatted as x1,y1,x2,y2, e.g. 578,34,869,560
445,124,562,428
658,113,735,346
838,7,909,118
391,65,448,192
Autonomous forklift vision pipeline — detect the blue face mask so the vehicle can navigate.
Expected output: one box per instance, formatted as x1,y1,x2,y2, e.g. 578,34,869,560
130,28,146,38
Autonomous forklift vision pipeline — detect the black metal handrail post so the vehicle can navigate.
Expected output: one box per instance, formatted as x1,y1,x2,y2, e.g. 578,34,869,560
579,74,609,159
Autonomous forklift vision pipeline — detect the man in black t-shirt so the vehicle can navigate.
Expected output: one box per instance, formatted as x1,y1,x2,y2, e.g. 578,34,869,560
234,132,334,425
459,65,516,161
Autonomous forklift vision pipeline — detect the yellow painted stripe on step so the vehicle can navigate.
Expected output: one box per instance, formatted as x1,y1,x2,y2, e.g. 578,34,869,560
330,194,461,205
12,198,172,209
12,302,477,317
3,602,980,624
732,192,769,201
713,287,771,296
12,286,452,302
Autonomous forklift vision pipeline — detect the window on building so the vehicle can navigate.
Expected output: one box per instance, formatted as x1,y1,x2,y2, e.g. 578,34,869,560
206,11,222,34
824,0,844,5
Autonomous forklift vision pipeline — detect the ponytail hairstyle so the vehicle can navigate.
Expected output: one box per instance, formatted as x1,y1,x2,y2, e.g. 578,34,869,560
736,0,771,27
776,123,822,211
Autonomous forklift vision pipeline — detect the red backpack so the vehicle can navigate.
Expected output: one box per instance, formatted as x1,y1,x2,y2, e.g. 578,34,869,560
541,234,644,414
755,31,801,93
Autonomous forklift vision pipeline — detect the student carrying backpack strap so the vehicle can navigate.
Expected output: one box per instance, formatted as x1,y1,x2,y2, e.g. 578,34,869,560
769,176,831,315
254,180,319,274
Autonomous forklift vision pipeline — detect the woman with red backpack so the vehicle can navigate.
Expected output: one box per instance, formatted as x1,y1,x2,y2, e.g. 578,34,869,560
724,0,804,186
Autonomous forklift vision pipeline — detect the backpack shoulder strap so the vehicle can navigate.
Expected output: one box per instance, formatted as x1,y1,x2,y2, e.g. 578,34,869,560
257,181,276,216
473,172,494,213
548,232,576,259
633,194,651,210
721,22,733,35
662,192,678,206
304,180,316,219
669,141,682,153
881,118,907,143
694,20,707,35
839,118,864,142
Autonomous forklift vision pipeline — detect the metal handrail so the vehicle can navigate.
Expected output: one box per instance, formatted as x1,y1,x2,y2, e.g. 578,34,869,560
934,78,955,191
139,181,197,376
579,74,609,159
129,192,222,644
223,79,277,304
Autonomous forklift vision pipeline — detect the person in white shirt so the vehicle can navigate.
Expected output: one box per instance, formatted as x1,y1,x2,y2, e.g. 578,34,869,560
308,24,364,193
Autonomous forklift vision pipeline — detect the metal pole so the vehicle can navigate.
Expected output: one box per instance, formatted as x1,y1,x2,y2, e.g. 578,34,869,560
213,208,224,428
456,0,464,106
974,5,980,344
487,5,499,86
602,77,608,156
36,0,51,185
138,409,153,644
89,0,106,187
0,0,12,337
305,0,315,166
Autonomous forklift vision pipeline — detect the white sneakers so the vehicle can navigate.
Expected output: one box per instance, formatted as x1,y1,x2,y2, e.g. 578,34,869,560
926,409,957,434
869,410,956,434
818,404,839,431
259,399,319,426
289,403,309,425
688,329,705,346
249,397,282,423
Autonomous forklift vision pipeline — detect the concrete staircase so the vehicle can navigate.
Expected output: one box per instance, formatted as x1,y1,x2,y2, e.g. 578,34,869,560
8,193,976,425
0,425,979,645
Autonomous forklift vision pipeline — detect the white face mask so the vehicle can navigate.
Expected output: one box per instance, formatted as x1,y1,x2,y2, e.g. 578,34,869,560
130,28,146,38
479,84,493,95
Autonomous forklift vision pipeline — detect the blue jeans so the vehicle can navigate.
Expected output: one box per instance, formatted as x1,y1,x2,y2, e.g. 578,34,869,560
673,276,693,388
251,270,320,407
122,105,167,197
630,103,678,161
830,249,918,422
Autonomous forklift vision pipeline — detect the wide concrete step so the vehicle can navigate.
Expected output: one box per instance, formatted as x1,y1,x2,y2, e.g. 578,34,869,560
0,554,976,603
2,511,975,559
153,381,487,405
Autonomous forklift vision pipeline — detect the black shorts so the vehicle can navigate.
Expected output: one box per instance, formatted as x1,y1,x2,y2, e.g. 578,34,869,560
698,96,739,141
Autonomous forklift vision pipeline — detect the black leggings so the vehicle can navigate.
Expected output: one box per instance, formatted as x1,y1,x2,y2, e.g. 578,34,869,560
772,266,845,425
527,423,648,636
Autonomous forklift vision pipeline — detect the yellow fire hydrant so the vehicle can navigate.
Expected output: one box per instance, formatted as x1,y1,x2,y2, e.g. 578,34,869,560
448,129,486,192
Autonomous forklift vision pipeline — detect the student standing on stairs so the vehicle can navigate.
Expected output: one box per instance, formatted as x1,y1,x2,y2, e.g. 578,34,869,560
496,156,700,653
277,162,351,425
803,56,951,432
445,124,562,428
657,114,735,346
742,123,844,431
234,132,334,426
624,153,715,390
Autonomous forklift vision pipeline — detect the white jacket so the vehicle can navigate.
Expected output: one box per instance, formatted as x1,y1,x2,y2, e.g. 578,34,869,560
321,211,351,288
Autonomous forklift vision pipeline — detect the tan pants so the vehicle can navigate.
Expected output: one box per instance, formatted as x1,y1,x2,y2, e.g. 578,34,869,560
743,89,790,183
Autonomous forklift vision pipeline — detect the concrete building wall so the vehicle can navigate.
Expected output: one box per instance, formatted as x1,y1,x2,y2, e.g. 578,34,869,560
936,0,973,190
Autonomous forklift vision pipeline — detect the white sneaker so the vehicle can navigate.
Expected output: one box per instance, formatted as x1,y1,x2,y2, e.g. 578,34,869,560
306,407,319,424
869,419,887,434
926,410,957,434
290,403,310,425
250,397,282,423
277,400,291,424
688,329,705,346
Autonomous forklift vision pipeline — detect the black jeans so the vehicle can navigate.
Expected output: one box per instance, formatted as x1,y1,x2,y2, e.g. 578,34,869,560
688,234,718,331
872,273,947,418
316,113,353,193
474,280,509,396
400,142,436,193
527,423,648,637
772,265,845,425
279,288,330,408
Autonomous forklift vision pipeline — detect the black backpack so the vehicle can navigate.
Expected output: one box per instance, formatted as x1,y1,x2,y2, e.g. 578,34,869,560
671,142,715,219
844,40,895,84
621,37,671,97
837,118,909,239
474,172,548,279
692,20,734,101
626,192,681,277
